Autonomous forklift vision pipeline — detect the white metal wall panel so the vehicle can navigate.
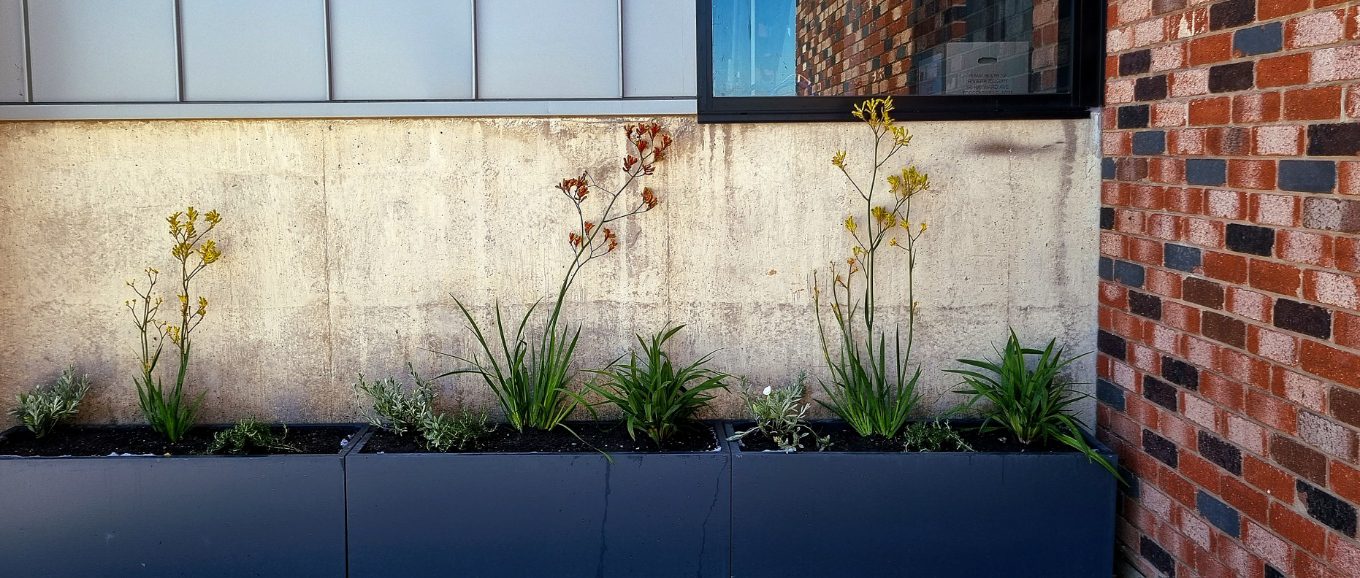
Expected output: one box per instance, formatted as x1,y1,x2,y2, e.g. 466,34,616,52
0,0,26,102
622,0,697,98
180,0,328,101
476,0,620,99
329,0,475,100
27,0,178,102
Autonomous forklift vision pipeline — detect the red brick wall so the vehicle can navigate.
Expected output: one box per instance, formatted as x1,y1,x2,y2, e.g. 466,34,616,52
1100,0,1360,576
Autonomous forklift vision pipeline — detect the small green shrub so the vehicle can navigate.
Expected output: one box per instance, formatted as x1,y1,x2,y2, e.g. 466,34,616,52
727,375,830,452
208,418,296,455
948,329,1120,479
355,365,492,452
589,325,728,447
354,365,437,436
902,420,973,452
419,410,493,452
11,365,91,438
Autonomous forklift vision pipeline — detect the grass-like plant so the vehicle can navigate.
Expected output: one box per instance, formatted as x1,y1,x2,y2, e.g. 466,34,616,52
208,418,296,455
813,97,931,439
947,330,1120,478
10,365,91,438
441,122,673,432
588,325,727,448
728,375,831,452
126,207,222,442
355,365,492,452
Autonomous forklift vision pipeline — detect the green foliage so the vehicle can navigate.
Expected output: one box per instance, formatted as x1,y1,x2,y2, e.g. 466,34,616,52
442,300,579,432
588,325,728,447
126,207,222,442
814,97,931,440
11,365,91,438
354,365,437,436
355,366,493,452
948,330,1121,479
727,375,830,452
440,123,674,433
419,409,493,452
207,418,296,455
902,420,973,452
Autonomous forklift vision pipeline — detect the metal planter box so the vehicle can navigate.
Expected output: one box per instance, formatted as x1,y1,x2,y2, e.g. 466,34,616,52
724,423,1118,578
0,425,360,578
345,422,731,578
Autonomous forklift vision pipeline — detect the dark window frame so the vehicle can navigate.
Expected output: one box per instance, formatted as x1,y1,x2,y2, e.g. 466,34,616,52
696,0,1105,123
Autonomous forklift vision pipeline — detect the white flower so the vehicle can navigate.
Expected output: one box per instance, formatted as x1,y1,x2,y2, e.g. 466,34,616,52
762,386,772,396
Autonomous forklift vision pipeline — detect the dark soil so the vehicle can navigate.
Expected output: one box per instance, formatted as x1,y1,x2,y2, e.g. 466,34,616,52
362,421,719,454
0,425,361,457
735,421,1077,453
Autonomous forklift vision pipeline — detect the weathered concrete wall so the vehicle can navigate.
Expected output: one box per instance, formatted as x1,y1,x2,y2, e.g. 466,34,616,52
0,116,1099,425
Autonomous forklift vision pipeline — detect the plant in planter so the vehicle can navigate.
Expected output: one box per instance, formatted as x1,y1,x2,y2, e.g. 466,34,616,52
813,96,931,440
207,418,298,455
947,329,1121,479
441,122,673,433
587,324,728,448
126,206,222,442
354,366,491,452
10,365,91,439
727,99,1117,578
348,122,730,577
727,374,830,452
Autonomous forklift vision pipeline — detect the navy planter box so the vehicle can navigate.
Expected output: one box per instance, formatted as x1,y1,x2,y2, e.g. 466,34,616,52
0,425,360,578
345,422,731,578
725,423,1118,578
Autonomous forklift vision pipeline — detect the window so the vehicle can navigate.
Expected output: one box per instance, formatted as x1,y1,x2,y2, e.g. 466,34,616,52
698,0,1104,122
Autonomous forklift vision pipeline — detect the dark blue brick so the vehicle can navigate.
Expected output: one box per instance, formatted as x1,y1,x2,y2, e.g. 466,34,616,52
1233,22,1282,56
1143,376,1178,411
1197,491,1241,537
1162,357,1199,390
1143,429,1178,468
1186,159,1227,186
1279,160,1337,193
1099,256,1114,280
1198,431,1242,475
1164,244,1201,272
1265,566,1286,578
1113,260,1145,287
1098,330,1127,360
1132,131,1166,155
1101,157,1116,179
1118,105,1150,129
1225,223,1275,256
1096,379,1125,412
1100,207,1115,230
1141,536,1176,577
1298,480,1358,536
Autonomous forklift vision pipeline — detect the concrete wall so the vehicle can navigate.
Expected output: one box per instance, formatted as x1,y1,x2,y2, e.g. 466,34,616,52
0,116,1099,425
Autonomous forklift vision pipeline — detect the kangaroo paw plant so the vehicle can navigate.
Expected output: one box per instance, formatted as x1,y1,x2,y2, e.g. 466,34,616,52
10,365,91,438
443,122,673,432
947,329,1121,479
588,324,728,448
126,207,222,442
813,97,932,440
728,375,831,452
